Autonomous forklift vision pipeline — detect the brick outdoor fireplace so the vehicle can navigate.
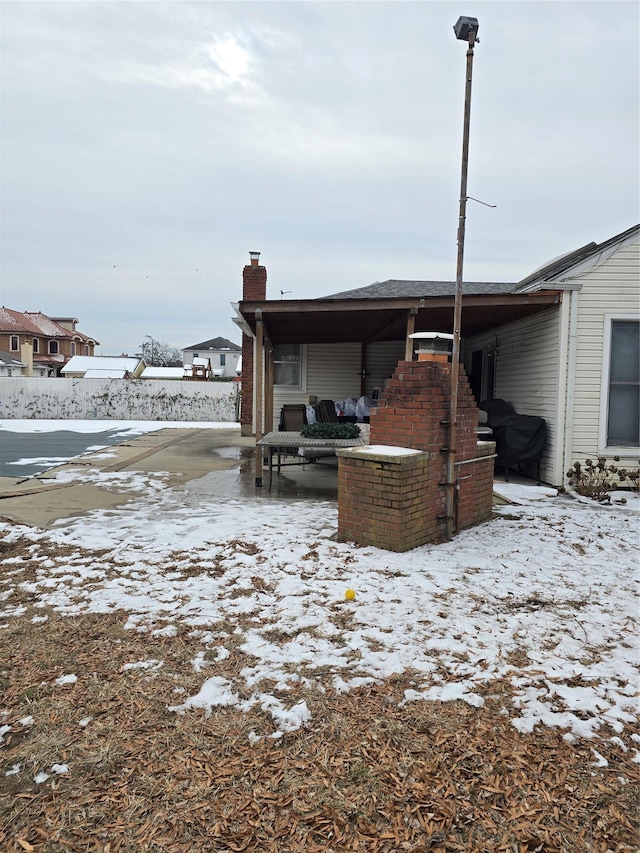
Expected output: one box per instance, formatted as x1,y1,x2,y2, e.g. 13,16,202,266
337,359,495,551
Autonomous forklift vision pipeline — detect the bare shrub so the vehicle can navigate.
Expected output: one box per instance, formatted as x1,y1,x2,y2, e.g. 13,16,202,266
566,456,639,502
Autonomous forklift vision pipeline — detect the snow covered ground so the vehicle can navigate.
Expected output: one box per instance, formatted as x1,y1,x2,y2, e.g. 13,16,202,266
0,420,638,756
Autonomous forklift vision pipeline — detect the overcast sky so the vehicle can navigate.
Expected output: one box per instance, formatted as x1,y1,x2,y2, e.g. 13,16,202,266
1,1,638,356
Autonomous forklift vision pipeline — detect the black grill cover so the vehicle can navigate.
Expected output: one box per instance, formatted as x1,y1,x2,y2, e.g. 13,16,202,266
480,399,547,470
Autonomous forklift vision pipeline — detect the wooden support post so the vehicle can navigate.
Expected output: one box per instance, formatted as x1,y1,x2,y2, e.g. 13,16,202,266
405,311,416,361
254,311,264,487
265,340,274,434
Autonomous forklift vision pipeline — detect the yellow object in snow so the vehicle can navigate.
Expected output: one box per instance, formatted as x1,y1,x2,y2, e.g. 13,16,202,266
345,588,356,601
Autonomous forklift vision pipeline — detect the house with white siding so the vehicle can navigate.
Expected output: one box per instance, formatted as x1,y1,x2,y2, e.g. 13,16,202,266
182,337,241,379
236,226,639,488
465,223,639,485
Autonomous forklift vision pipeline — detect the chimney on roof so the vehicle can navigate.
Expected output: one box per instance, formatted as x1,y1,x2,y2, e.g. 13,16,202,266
20,342,33,377
240,251,267,436
242,251,266,301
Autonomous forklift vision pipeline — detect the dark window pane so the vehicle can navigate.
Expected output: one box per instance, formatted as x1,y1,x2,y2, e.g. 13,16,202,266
607,386,639,445
274,344,300,362
610,321,639,383
607,321,640,446
274,362,301,386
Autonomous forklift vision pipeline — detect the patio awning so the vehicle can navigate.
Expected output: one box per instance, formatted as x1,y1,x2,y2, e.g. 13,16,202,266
238,292,561,345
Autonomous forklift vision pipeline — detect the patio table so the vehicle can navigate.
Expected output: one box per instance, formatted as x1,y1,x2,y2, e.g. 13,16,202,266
256,430,367,490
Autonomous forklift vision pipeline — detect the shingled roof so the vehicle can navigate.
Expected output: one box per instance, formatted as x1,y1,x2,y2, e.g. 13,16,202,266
184,336,241,351
319,280,516,300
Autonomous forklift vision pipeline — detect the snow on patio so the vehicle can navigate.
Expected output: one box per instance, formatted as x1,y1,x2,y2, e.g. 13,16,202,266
0,432,638,759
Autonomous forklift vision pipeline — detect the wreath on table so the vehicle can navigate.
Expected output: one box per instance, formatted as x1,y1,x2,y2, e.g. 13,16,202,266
300,423,361,440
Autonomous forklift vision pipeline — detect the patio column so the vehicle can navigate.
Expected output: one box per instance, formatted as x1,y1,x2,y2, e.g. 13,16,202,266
254,310,264,487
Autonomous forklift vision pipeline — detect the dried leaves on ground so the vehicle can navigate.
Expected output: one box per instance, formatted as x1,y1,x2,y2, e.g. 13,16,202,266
1,609,638,853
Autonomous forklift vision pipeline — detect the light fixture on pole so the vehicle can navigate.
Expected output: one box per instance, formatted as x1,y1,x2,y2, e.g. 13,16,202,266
445,15,479,541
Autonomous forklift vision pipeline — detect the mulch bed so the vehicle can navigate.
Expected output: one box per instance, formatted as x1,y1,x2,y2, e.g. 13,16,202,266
1,607,638,853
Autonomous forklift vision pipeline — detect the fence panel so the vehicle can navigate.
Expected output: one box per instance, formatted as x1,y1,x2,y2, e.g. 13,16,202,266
0,378,239,422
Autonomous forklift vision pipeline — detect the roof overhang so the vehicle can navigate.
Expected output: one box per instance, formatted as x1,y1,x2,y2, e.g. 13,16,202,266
238,292,562,345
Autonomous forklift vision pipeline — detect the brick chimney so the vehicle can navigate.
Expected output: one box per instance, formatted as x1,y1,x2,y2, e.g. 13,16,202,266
243,251,267,301
240,252,267,435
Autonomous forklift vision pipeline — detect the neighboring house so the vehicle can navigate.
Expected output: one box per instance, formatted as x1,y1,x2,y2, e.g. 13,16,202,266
61,355,145,379
236,226,639,487
183,337,241,378
0,350,49,377
0,309,99,376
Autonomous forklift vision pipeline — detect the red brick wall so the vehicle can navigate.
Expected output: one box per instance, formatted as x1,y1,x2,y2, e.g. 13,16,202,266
337,359,495,549
240,262,267,433
337,449,433,552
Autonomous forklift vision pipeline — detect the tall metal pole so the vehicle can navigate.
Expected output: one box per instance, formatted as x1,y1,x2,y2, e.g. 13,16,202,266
446,25,478,541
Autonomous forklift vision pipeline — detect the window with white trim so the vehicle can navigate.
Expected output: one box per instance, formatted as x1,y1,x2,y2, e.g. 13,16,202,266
605,319,639,447
49,340,59,355
273,344,302,387
10,335,18,351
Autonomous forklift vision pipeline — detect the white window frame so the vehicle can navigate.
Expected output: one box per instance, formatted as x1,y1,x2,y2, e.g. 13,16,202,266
10,335,19,351
48,340,59,355
273,343,307,394
599,314,639,455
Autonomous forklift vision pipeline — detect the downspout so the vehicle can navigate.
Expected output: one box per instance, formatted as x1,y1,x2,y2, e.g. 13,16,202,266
562,290,579,485
552,292,570,487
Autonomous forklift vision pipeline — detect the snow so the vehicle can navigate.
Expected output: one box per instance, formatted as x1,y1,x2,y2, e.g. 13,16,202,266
349,445,423,457
0,421,639,752
0,419,237,435
54,674,77,686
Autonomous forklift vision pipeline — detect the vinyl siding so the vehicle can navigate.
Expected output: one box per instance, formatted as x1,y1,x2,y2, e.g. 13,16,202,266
464,307,562,485
569,236,639,468
273,341,406,423
273,343,362,418
364,341,405,396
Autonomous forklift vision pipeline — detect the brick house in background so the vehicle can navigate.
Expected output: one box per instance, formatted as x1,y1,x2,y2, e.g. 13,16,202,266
0,308,99,376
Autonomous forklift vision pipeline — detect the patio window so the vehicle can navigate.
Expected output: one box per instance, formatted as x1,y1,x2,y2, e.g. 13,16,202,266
273,344,302,387
605,319,639,448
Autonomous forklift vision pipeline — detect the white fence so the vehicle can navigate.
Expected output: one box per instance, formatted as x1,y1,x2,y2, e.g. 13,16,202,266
0,378,240,422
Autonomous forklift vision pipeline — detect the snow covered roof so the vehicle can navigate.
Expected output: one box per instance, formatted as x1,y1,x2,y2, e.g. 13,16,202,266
141,367,185,379
61,356,142,375
0,350,26,367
